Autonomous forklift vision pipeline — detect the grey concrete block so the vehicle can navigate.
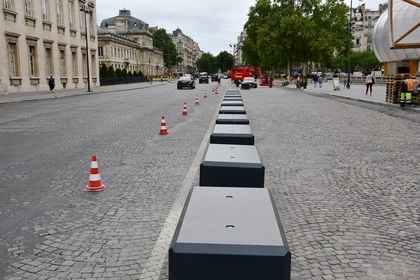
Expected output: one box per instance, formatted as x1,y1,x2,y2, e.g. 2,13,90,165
169,187,291,280
199,144,264,187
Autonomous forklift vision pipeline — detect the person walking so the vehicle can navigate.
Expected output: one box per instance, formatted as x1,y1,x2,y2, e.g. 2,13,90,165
313,75,318,88
365,72,374,95
48,76,55,92
400,78,419,106
318,75,323,88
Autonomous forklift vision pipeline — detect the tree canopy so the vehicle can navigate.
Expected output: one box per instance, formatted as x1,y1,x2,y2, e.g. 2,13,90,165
196,51,235,73
241,0,377,77
152,28,182,73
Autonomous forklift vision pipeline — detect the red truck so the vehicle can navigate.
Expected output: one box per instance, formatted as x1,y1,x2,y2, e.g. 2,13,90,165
230,67,273,87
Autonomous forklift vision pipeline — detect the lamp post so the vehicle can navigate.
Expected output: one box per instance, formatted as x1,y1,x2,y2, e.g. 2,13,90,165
229,44,235,69
340,0,355,89
80,5,91,92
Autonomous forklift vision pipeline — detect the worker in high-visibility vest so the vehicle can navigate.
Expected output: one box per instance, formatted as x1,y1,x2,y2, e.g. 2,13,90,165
400,78,419,105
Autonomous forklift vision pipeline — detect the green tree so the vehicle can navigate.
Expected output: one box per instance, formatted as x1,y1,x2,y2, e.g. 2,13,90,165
216,51,234,72
243,0,348,77
128,71,133,77
108,66,117,78
138,70,144,77
152,28,183,72
352,50,383,73
133,70,138,76
100,64,108,78
122,69,128,77
115,68,122,77
196,52,217,73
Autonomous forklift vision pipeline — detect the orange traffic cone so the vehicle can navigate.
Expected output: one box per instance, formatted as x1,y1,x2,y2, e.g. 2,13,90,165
159,116,168,135
215,88,218,94
204,90,207,98
195,95,200,105
182,102,188,115
85,155,106,192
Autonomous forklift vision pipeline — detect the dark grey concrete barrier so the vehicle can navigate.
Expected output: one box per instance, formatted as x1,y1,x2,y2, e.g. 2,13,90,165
225,91,241,97
223,96,242,101
219,106,246,114
210,124,254,145
199,144,264,187
169,186,291,280
216,114,249,125
221,100,244,107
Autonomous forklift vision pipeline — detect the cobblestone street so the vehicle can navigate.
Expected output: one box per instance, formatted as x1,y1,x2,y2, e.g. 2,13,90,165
0,81,419,279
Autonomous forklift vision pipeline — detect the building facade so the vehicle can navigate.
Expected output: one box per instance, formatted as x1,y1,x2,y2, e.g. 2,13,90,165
1,0,99,94
350,3,384,53
171,28,202,75
98,9,164,77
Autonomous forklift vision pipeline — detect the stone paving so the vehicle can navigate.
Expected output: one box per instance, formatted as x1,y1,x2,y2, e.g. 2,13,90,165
0,80,419,279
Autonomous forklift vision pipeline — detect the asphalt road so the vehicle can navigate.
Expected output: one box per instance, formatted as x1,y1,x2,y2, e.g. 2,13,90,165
0,80,419,279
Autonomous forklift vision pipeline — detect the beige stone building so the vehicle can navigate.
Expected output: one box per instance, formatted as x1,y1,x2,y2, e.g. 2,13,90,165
98,9,164,76
351,3,384,52
171,28,202,75
1,0,99,94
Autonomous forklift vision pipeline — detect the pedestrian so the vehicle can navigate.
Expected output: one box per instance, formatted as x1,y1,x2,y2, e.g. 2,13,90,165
48,76,55,92
161,76,163,83
313,75,318,88
365,72,374,95
318,75,323,88
400,78,419,105
150,76,153,84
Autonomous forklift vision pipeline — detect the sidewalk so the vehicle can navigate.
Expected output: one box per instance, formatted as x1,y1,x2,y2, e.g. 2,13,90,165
282,80,393,106
0,81,167,104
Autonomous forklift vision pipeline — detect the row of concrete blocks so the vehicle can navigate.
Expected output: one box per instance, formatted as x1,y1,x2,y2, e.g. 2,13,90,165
168,87,291,279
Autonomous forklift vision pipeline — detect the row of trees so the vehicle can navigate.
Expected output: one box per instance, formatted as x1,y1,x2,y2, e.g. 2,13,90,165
242,0,382,77
196,51,235,74
100,64,144,78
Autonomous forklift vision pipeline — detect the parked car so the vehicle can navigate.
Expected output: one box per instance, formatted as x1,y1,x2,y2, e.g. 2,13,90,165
199,73,209,84
177,76,196,89
241,77,258,88
211,74,220,82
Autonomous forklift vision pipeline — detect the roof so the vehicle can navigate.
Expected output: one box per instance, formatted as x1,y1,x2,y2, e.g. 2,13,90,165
99,9,151,33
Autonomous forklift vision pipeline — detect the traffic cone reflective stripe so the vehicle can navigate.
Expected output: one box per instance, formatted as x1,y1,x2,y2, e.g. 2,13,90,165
159,116,168,135
182,102,188,115
85,155,105,192
204,90,207,98
195,95,200,105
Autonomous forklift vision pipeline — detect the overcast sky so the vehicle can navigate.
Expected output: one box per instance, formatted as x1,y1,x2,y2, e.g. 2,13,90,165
95,0,386,56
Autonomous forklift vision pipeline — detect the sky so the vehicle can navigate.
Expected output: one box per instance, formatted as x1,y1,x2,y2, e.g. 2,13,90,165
95,0,387,56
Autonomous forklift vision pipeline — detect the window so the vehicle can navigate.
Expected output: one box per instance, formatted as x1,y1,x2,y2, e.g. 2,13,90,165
29,45,37,76
98,47,103,57
25,0,33,16
56,0,63,25
72,51,77,76
89,10,94,34
68,1,74,28
45,48,52,76
356,39,360,46
8,42,18,76
91,54,96,76
59,50,66,76
82,53,87,76
42,0,49,20
4,0,13,10
79,11,84,31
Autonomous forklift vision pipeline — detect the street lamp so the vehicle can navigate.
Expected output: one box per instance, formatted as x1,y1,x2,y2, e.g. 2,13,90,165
340,0,358,89
80,5,91,92
229,44,235,68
